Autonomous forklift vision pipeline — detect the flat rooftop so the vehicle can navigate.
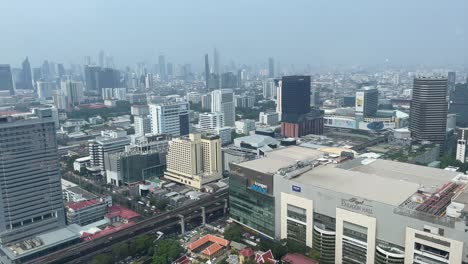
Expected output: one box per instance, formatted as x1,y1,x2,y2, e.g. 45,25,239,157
239,147,323,174
237,146,462,206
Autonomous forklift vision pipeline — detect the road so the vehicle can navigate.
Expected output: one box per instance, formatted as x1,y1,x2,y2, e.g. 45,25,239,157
27,189,228,264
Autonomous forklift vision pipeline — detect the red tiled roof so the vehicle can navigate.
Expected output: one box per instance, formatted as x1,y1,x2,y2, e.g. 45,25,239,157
201,243,223,256
239,247,254,257
106,205,140,220
173,255,190,264
67,199,98,211
188,234,230,251
82,222,135,241
281,253,319,264
255,250,277,264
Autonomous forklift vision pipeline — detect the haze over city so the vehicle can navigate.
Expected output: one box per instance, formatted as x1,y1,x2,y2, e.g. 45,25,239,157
1,0,467,68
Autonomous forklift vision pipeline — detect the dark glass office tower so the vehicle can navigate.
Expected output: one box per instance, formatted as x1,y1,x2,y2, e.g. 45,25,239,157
281,75,311,122
0,65,14,95
409,77,448,155
204,54,210,89
450,83,468,127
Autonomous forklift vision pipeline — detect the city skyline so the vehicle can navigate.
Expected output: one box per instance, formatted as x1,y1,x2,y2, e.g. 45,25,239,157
1,0,467,68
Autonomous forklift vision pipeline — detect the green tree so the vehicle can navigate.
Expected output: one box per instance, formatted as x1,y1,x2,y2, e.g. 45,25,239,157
91,253,113,264
223,224,243,242
112,242,129,260
135,235,153,255
152,198,169,210
152,239,184,264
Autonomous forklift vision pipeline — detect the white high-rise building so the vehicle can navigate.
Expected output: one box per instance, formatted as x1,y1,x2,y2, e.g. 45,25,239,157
276,79,282,120
134,115,152,137
61,80,84,110
456,128,468,163
37,81,55,100
263,79,276,99
164,134,222,189
149,101,189,137
199,112,225,130
199,112,231,144
211,89,235,127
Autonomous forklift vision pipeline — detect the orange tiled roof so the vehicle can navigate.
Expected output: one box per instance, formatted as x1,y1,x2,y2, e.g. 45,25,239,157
188,234,229,251
201,243,223,256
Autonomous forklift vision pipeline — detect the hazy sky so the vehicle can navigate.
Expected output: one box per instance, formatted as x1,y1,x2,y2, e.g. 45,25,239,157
1,0,467,69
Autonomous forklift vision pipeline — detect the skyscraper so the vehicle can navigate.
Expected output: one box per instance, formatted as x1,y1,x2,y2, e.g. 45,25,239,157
98,50,105,67
164,133,222,189
280,76,323,137
281,76,311,122
0,64,14,95
448,71,456,95
449,83,468,127
409,77,448,155
268,57,275,78
355,87,378,117
61,80,84,110
213,48,220,75
149,102,190,137
456,128,468,163
158,55,166,81
0,113,66,244
20,57,33,90
211,89,236,127
204,54,210,89
221,72,237,88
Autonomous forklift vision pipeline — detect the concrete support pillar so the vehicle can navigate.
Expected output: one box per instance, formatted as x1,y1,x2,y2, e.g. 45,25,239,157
201,207,206,225
178,215,185,235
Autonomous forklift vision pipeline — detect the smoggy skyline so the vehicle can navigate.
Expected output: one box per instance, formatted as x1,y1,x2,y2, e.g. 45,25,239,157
1,0,467,69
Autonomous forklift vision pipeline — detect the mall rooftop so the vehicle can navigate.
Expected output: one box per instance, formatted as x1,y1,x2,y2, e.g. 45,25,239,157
236,146,468,217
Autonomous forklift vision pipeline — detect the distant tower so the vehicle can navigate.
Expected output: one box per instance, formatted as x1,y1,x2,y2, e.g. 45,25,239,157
409,77,448,155
0,64,15,95
98,50,105,67
21,57,33,90
158,55,166,81
268,57,275,78
213,48,220,75
211,89,235,127
204,54,210,89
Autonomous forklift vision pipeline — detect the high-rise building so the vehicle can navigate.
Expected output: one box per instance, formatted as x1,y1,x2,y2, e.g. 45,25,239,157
98,50,105,67
167,62,173,78
0,114,66,243
211,89,235,127
355,87,378,117
221,72,237,88
198,112,231,145
84,66,120,94
204,54,210,89
164,134,222,189
149,102,190,137
213,48,220,75
37,81,56,100
281,76,311,122
158,55,166,81
201,94,212,111
263,79,276,99
456,128,468,163
0,64,14,95
275,79,282,119
19,57,33,90
279,76,323,137
448,71,456,94
134,115,152,137
88,136,131,174
449,83,468,127
409,77,448,155
268,57,275,78
61,81,84,110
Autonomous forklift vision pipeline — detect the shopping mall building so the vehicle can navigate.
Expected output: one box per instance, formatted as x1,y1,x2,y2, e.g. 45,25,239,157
229,146,468,264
